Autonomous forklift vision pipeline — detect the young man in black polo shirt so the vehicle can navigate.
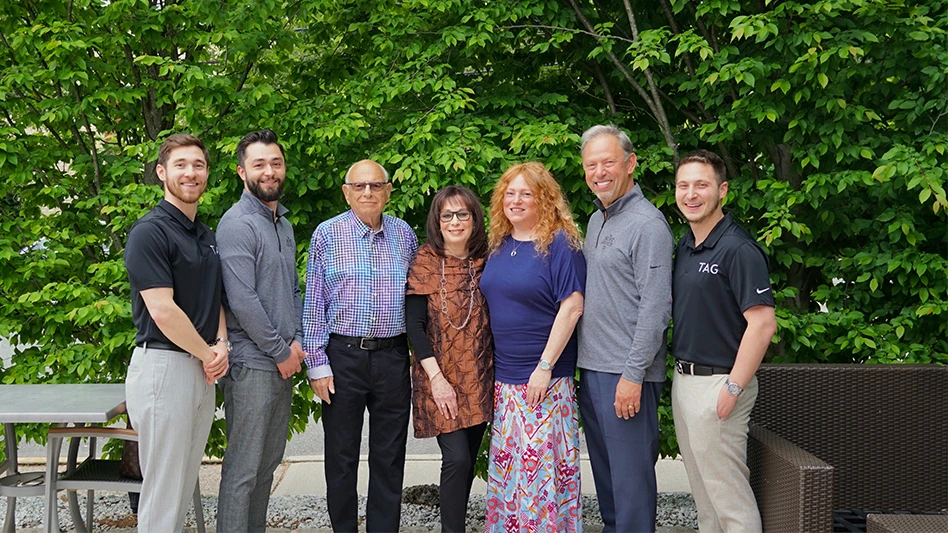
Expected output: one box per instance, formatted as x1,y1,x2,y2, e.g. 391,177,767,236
671,149,777,533
124,133,229,532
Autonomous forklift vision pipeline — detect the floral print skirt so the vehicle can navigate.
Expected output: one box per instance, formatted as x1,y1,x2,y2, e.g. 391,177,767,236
485,377,582,533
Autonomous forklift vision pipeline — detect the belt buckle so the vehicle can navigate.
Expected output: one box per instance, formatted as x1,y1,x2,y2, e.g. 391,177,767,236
359,338,378,351
676,360,691,375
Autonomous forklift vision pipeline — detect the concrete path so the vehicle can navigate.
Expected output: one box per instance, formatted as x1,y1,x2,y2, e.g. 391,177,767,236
11,455,694,532
245,454,691,497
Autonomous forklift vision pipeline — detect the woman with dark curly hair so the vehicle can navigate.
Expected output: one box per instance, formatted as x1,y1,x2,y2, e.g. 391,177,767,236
405,185,493,533
479,162,586,532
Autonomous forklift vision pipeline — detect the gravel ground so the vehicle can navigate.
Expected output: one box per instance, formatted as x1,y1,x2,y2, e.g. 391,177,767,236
1,491,697,531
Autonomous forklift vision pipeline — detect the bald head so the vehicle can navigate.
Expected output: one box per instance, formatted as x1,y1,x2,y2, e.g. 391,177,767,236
342,159,392,230
345,159,389,184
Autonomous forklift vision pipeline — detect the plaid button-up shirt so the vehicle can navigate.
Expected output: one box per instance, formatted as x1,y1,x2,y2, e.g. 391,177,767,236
303,210,418,379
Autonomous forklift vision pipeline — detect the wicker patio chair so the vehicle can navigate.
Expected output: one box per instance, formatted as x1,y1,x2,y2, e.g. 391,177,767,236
748,364,948,533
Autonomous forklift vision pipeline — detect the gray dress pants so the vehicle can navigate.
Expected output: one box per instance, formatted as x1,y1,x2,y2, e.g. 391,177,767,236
217,365,293,532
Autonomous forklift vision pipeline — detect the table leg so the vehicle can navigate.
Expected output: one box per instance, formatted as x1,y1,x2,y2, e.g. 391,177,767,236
66,431,88,533
43,424,65,533
3,423,18,533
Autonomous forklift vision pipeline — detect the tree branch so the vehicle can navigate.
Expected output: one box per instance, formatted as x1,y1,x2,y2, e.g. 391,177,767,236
620,0,679,162
207,56,255,134
590,63,617,115
659,0,696,77
501,24,635,44
566,0,660,118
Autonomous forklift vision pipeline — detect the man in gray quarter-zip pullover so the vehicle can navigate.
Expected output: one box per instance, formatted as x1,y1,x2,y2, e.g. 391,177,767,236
577,125,674,533
215,130,306,532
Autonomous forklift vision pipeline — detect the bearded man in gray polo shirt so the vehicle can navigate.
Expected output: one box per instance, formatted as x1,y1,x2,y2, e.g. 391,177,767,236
215,130,306,531
577,125,674,533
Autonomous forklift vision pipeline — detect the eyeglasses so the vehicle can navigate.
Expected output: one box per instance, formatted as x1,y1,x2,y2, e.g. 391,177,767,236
345,182,387,192
440,210,472,222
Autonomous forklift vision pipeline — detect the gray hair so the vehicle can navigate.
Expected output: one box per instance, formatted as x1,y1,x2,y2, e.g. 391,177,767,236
581,125,635,158
344,160,390,183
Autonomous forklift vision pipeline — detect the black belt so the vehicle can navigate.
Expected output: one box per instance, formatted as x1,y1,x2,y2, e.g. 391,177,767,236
676,360,732,376
329,333,407,351
136,341,187,353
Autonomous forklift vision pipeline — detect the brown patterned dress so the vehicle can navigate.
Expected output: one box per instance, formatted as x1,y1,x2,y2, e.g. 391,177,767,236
406,244,493,438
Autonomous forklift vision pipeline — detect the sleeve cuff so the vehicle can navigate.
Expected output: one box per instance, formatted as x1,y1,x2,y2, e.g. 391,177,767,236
307,365,333,380
621,367,646,384
272,344,291,364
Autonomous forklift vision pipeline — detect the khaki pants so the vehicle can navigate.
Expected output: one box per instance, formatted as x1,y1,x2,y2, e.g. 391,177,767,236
672,372,762,533
126,346,215,533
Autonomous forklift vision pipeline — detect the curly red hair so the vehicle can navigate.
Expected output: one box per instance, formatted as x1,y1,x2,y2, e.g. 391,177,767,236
488,162,583,256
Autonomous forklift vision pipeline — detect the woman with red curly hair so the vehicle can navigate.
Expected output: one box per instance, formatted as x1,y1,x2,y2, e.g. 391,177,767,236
479,162,586,532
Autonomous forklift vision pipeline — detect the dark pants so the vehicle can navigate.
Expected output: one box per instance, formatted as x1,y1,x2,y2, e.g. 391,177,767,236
579,369,663,533
321,336,411,533
436,423,487,533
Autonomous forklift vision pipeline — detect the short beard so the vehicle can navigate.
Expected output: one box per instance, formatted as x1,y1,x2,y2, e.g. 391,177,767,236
595,190,615,204
166,182,202,205
249,179,283,203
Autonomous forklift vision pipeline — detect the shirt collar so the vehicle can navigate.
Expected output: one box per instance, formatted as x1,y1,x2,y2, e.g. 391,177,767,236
684,212,734,251
240,190,288,220
346,209,386,237
157,199,197,231
594,183,645,215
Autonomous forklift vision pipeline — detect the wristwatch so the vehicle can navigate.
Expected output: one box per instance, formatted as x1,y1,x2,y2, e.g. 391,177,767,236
211,337,232,354
724,378,744,397
538,359,553,371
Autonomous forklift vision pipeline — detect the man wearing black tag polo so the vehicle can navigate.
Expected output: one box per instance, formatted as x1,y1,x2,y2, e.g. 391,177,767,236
124,133,229,532
671,149,777,532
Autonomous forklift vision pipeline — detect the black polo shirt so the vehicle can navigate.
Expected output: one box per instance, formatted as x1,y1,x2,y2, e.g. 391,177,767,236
672,213,774,368
124,200,224,348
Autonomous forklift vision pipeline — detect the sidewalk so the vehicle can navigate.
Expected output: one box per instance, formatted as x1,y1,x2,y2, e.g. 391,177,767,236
252,454,692,497
11,455,696,532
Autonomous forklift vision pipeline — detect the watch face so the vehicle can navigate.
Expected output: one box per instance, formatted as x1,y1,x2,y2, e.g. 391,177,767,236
727,383,741,396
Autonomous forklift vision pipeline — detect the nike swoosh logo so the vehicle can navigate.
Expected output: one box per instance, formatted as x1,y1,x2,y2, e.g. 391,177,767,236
649,265,661,269
756,288,771,294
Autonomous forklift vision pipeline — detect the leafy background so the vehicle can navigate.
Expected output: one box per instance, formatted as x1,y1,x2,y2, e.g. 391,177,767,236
1,0,945,461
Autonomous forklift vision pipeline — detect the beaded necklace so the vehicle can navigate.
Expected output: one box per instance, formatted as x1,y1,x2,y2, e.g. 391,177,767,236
440,257,476,330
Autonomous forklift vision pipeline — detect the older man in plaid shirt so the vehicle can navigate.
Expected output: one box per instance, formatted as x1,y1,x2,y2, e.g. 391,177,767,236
303,159,418,533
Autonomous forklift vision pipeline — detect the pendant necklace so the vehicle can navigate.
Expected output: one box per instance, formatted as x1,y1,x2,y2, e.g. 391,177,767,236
440,257,477,330
510,238,529,257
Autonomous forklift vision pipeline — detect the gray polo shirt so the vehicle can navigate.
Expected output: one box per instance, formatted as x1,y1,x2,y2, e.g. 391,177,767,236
217,190,303,371
578,184,674,383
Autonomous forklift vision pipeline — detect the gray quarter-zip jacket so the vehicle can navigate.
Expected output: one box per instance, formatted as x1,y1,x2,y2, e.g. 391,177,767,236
578,184,674,383
217,190,303,371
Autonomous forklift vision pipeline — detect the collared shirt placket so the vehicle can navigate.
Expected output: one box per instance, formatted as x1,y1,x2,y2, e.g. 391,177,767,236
368,228,381,337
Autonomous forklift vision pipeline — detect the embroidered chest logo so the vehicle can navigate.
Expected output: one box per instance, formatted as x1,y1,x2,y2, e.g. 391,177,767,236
209,244,219,255
698,262,719,274
286,236,293,248
601,234,615,248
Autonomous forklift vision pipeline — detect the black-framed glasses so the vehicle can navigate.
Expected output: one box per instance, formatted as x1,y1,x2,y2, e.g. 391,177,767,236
346,182,387,192
440,210,472,222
